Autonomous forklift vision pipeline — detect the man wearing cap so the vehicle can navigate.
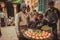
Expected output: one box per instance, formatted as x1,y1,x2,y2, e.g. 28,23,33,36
45,1,60,40
15,3,30,40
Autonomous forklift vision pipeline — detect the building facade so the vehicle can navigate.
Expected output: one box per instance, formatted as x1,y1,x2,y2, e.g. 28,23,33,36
0,0,60,17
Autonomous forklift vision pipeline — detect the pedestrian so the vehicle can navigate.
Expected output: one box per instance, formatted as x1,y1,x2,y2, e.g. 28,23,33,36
45,1,60,40
0,6,2,37
28,12,38,29
0,7,6,27
15,3,30,40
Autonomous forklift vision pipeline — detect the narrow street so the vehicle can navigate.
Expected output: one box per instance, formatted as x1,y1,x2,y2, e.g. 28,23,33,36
0,20,60,40
0,21,59,40
0,26,18,40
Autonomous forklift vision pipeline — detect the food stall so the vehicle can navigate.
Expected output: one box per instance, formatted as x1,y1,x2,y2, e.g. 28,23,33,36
20,25,52,40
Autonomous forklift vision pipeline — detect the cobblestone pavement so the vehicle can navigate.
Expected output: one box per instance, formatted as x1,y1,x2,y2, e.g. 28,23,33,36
0,26,18,40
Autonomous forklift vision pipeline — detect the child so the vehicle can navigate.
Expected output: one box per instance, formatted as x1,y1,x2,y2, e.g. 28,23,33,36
36,13,48,30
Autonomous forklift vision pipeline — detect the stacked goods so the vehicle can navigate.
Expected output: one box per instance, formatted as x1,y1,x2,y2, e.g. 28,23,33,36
24,29,51,39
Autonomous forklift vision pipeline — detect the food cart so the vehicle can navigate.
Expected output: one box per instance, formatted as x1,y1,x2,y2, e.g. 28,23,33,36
21,25,52,40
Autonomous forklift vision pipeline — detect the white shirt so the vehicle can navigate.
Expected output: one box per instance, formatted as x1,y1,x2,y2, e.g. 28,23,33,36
15,11,30,33
0,12,5,18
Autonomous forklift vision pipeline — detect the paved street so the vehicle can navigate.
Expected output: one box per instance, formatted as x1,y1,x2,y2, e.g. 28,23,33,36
0,21,60,40
0,26,18,40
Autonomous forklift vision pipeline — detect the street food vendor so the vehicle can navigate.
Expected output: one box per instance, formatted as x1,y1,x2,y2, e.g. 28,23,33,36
15,3,30,40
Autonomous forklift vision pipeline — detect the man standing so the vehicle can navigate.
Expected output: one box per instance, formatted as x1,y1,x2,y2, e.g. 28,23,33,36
0,7,2,37
0,7,6,27
15,3,30,40
45,1,60,40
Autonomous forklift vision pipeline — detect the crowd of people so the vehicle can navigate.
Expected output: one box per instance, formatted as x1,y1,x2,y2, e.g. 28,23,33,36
0,1,60,40
15,1,60,40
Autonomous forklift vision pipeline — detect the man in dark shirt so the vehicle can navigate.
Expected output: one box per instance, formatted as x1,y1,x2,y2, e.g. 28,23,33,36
45,1,60,40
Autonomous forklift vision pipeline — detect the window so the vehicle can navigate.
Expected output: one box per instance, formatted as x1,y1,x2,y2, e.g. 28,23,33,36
38,0,49,12
38,0,44,12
